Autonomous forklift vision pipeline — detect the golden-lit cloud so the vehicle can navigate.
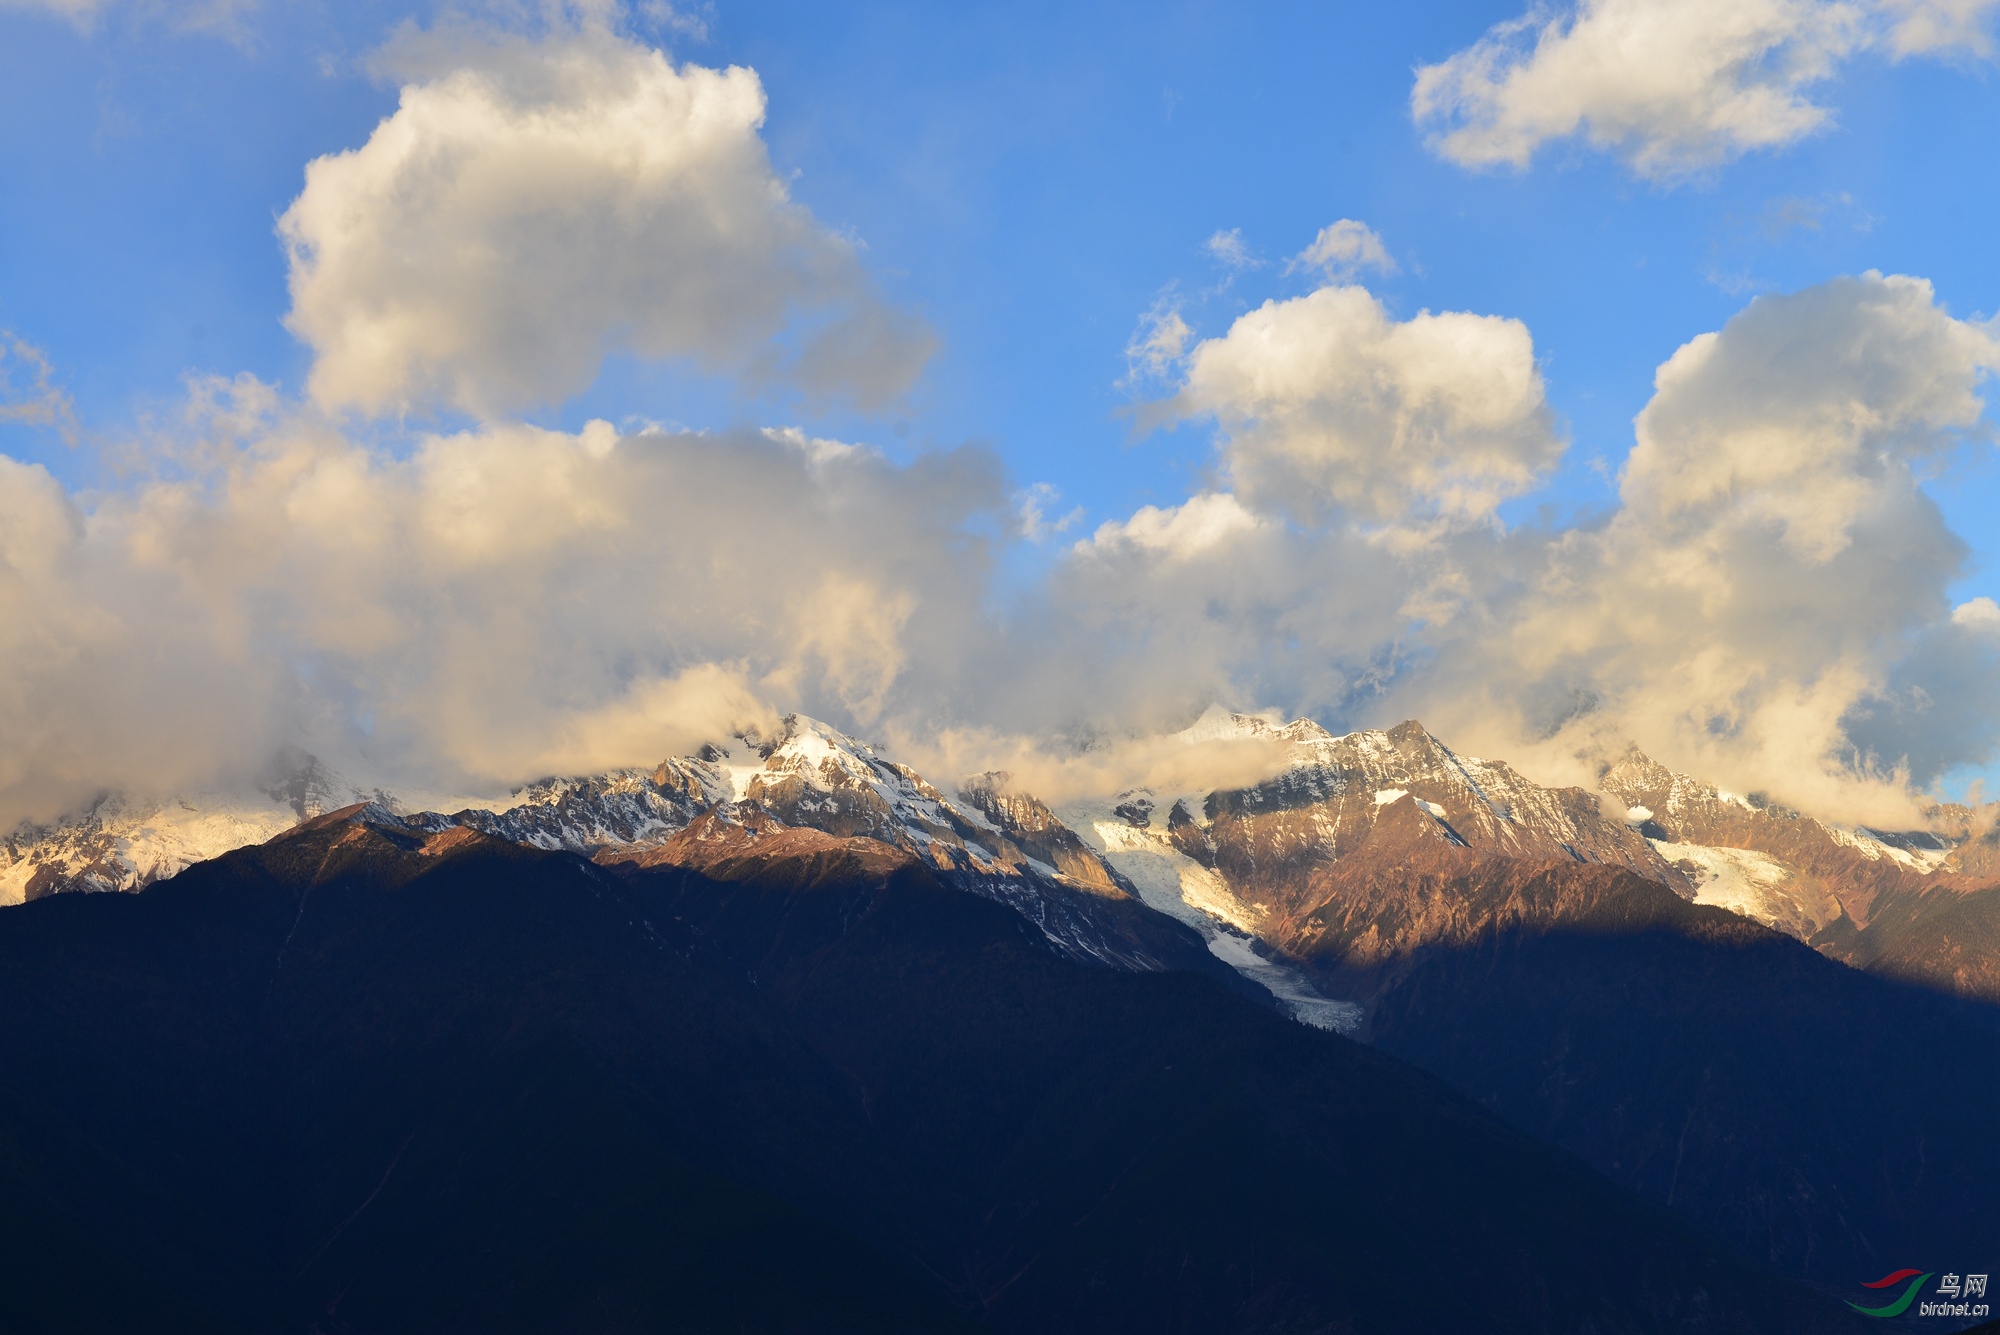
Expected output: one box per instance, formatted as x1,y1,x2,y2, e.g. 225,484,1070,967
281,23,929,417
1167,282,1561,525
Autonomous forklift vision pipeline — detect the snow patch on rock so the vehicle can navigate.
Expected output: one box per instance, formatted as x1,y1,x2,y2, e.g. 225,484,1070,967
1652,839,1842,939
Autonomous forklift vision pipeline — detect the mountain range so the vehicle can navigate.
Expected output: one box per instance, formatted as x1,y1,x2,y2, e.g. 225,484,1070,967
0,801,1895,1333
5,710,1998,1330
11,708,1996,1009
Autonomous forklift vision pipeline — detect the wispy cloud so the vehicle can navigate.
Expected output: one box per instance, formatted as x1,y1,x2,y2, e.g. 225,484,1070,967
1016,482,1085,542
0,334,78,443
1287,220,1397,281
1122,294,1192,386
1,0,260,45
1204,228,1259,270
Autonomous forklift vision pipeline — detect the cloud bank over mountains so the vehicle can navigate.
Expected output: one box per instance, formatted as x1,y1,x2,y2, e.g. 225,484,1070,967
0,399,1001,823
1,10,1997,831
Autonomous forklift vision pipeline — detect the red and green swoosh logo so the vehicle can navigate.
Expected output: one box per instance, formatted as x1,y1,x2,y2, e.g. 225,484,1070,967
1848,1269,1935,1318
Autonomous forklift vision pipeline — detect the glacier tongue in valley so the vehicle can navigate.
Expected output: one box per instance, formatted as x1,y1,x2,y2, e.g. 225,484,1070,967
1058,794,1362,1032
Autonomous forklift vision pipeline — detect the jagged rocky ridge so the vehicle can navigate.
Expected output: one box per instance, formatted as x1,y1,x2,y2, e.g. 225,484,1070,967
10,708,2000,1007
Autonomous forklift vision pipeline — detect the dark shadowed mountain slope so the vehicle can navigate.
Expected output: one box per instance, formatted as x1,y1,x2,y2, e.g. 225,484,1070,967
1290,849,2000,1290
1813,880,2000,1003
0,807,1863,1335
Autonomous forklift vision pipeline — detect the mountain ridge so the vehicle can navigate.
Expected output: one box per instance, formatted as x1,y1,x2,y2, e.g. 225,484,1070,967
9,709,2000,1007
0,804,1878,1333
9,735,2000,1325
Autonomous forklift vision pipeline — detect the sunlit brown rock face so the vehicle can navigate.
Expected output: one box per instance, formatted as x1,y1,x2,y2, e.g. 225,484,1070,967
612,797,1206,977
1595,750,1938,930
712,721,1222,973
954,777,1122,893
455,752,735,853
1930,802,2000,880
1292,851,1704,994
1813,879,2000,1002
1152,716,1689,944
608,803,918,887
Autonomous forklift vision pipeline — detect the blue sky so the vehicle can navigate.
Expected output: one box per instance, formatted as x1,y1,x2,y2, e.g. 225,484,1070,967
3,0,1999,818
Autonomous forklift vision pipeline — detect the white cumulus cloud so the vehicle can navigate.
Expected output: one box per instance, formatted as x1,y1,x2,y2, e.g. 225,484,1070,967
280,24,929,418
1621,272,1997,559
1168,282,1562,525
1953,596,2000,631
1076,492,1271,561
